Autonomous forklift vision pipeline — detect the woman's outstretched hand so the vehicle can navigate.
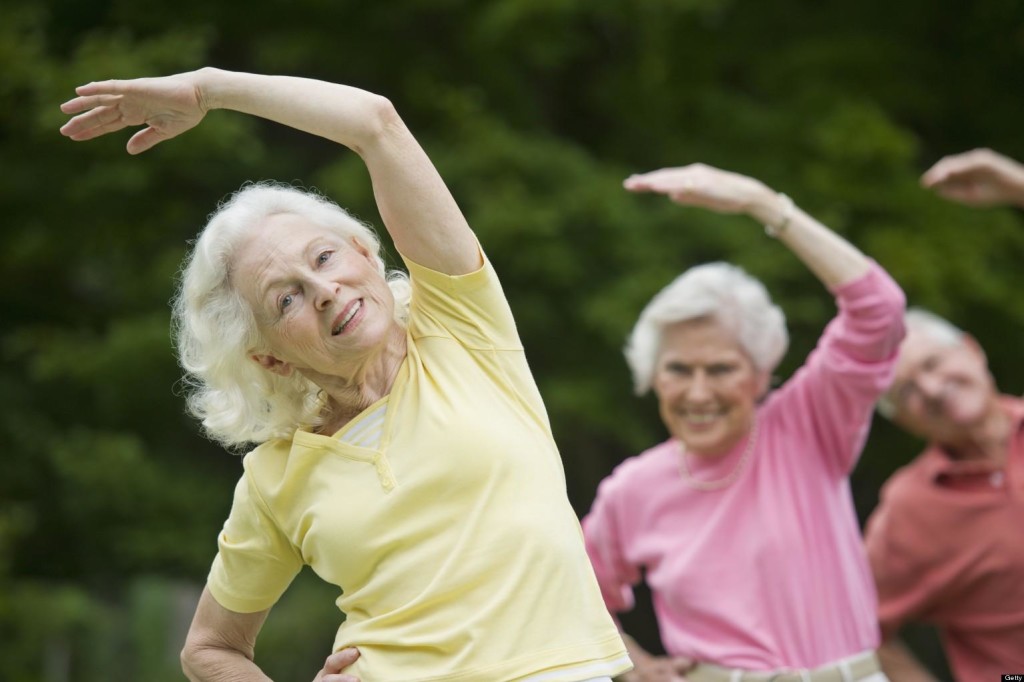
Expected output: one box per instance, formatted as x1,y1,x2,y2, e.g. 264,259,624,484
920,148,1024,208
624,163,779,223
59,70,209,154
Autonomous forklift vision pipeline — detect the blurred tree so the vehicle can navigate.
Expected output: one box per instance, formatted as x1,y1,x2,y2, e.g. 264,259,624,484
2,0,1022,678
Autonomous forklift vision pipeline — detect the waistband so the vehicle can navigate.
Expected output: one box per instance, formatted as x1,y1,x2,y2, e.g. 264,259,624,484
686,650,881,682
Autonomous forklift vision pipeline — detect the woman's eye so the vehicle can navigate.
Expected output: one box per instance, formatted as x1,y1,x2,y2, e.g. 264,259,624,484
709,364,733,375
280,293,294,312
317,250,333,266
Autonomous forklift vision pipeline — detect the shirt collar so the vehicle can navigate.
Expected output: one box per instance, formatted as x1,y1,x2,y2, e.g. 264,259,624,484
921,395,1024,481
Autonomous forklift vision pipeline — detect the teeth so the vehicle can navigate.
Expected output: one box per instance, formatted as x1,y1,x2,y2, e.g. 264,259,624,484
684,412,720,424
333,300,362,335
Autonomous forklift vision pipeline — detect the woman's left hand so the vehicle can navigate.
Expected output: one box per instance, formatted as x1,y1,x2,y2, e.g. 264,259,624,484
59,71,209,154
313,647,361,682
624,163,779,223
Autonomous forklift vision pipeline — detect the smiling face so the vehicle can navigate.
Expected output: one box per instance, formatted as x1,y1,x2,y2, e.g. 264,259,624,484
888,327,997,442
652,317,769,457
231,213,397,382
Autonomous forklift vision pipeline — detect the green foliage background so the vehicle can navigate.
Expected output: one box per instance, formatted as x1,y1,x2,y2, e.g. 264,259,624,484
3,0,1023,679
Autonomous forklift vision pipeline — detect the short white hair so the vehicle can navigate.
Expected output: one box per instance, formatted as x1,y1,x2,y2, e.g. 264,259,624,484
624,262,788,395
876,307,965,418
171,182,411,450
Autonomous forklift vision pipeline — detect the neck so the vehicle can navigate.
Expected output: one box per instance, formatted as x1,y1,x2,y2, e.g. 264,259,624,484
942,401,1010,464
314,325,408,431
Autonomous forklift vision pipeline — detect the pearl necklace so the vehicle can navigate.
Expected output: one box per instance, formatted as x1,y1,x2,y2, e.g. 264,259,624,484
677,417,759,491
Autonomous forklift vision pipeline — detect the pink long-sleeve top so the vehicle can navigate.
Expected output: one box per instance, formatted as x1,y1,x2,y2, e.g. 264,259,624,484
583,263,905,669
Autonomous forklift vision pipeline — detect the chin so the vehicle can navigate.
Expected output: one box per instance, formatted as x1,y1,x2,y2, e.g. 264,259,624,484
679,432,730,457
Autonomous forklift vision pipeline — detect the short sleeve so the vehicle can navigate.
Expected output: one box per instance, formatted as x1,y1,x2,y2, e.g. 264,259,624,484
401,247,523,351
582,476,640,616
207,471,303,613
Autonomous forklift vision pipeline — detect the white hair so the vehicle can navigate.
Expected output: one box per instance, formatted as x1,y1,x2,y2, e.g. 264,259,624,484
876,307,964,418
171,182,411,450
903,307,964,346
624,262,788,395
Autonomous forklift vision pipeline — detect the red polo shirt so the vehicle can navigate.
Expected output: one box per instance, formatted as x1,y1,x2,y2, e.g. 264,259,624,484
865,396,1024,681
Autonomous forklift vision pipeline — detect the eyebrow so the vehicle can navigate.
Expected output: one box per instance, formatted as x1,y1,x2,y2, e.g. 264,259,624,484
254,238,324,305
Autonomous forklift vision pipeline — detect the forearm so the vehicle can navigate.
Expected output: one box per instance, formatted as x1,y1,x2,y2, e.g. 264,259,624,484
614,632,651,682
181,644,272,682
197,67,392,153
196,67,477,274
747,191,871,290
877,638,940,682
620,632,651,665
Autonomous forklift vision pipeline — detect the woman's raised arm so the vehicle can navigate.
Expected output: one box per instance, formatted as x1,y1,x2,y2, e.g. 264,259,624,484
624,163,872,289
60,68,479,275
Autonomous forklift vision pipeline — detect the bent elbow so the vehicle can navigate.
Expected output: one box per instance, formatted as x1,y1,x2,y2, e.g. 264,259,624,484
357,95,408,152
180,641,202,681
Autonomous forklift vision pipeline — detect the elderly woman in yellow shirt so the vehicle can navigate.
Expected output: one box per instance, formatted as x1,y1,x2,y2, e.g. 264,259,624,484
60,68,630,682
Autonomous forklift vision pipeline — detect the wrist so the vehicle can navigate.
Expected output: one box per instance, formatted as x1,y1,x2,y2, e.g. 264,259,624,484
746,185,780,221
193,67,223,112
194,67,238,112
757,192,795,237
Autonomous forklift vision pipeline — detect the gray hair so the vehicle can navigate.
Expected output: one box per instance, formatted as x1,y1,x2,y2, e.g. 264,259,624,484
876,307,965,418
171,182,411,450
624,262,788,395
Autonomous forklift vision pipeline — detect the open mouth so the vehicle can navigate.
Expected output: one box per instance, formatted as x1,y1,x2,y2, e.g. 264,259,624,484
331,299,363,336
680,408,726,426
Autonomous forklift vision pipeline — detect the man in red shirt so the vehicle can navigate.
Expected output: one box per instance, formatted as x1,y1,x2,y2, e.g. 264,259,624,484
866,308,1024,681
865,148,1024,681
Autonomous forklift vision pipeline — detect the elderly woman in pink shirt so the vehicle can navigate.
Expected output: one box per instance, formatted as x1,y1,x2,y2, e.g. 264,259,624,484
583,164,906,682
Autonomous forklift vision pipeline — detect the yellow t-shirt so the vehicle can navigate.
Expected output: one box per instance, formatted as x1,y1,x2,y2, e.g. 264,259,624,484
208,254,629,681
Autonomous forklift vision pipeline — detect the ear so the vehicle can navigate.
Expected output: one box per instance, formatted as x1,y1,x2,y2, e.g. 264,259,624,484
250,352,294,377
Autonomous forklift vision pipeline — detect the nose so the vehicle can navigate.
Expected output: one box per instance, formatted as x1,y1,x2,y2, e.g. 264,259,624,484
312,276,339,311
684,371,713,401
916,372,944,399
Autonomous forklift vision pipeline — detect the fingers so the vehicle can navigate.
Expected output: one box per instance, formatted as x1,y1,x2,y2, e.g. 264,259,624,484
74,79,130,97
624,166,704,194
624,163,732,199
628,655,692,681
931,183,984,204
322,647,360,672
60,92,125,115
59,82,140,143
316,647,361,682
671,656,696,673
59,105,128,140
920,148,996,188
920,157,963,188
126,127,168,154
624,173,661,193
